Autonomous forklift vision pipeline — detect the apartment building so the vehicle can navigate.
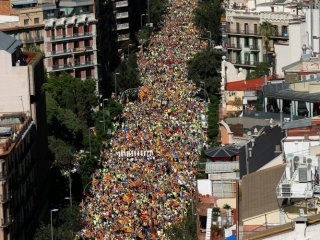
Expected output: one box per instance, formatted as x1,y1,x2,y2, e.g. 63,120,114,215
43,0,98,85
223,2,305,76
0,31,48,240
115,0,130,43
0,1,44,51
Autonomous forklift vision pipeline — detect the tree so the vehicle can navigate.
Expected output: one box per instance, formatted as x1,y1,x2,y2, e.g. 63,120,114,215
247,62,271,79
259,21,275,55
193,0,224,44
114,53,141,94
233,97,243,115
207,94,219,144
166,206,197,240
187,49,222,95
149,0,168,29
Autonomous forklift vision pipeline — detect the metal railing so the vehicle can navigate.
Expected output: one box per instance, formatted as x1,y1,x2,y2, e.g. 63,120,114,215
51,61,95,71
50,32,93,41
116,23,129,30
23,36,44,43
49,47,94,57
203,161,240,174
225,28,259,36
249,45,260,51
0,171,7,180
116,12,129,19
115,0,128,8
1,217,12,227
230,59,260,66
0,194,10,203
117,33,130,41
74,61,94,68
227,43,242,49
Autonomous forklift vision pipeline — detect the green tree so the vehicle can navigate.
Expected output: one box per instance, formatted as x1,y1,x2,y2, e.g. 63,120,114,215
247,62,271,79
187,49,222,95
259,21,275,54
207,94,219,144
149,0,168,29
193,0,224,44
166,206,197,240
114,53,141,94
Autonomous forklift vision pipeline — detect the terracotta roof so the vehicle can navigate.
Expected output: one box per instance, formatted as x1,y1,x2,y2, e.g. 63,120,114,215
241,164,286,220
226,77,272,91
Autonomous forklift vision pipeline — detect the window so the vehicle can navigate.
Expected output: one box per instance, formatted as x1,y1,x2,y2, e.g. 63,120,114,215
236,22,240,33
244,52,250,64
244,23,249,34
244,37,249,47
34,18,39,24
254,24,258,34
24,19,29,25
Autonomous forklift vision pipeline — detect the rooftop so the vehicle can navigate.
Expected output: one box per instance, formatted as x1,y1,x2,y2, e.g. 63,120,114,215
204,145,239,158
0,113,31,156
0,30,22,53
226,77,270,91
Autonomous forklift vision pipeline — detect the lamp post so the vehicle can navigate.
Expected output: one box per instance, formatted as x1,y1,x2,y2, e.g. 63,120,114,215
50,209,59,240
114,72,120,97
141,14,148,28
127,43,133,58
102,98,109,132
206,30,212,47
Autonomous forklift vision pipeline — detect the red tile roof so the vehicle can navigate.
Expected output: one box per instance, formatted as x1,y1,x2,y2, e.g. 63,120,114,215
226,76,272,91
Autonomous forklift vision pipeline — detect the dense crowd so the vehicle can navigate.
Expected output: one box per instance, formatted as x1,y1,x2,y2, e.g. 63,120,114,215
79,0,207,239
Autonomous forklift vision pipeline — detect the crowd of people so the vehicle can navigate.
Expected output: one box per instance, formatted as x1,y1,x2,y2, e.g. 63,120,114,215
78,0,207,239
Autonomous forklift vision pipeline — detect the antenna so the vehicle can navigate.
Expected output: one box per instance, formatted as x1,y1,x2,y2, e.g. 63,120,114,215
19,96,24,113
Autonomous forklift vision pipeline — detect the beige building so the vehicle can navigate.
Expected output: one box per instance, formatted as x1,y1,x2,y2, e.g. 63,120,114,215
0,31,48,240
0,1,44,51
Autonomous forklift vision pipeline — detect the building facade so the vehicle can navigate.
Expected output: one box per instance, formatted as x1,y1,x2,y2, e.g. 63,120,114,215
43,0,98,88
0,31,48,240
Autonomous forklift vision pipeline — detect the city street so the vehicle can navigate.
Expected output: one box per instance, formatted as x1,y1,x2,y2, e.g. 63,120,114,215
79,0,207,238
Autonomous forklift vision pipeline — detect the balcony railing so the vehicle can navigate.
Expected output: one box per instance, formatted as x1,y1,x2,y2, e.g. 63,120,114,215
225,28,259,36
230,59,260,67
50,32,93,42
49,47,94,57
51,61,95,72
74,61,95,68
205,161,239,174
117,33,130,41
0,171,7,180
271,32,289,39
115,0,128,8
227,43,242,49
116,12,129,19
249,45,259,51
0,217,12,227
0,194,10,203
23,36,44,43
117,23,129,30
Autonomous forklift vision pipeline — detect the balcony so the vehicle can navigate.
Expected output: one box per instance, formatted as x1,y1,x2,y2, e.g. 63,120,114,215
117,33,130,42
23,36,44,44
0,171,7,180
0,194,10,203
249,45,260,51
116,12,129,19
225,28,259,37
208,172,240,180
50,32,94,42
271,32,289,39
51,63,73,71
116,23,129,31
205,161,239,174
0,217,12,228
47,47,94,57
74,61,95,69
115,0,128,8
51,61,95,72
230,58,259,67
276,170,314,199
227,43,242,50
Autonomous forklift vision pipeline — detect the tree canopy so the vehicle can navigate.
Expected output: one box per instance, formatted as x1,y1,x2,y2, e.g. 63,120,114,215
187,49,222,95
193,0,224,44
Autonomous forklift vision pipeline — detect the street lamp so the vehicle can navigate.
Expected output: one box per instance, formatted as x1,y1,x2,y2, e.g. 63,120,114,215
206,30,212,47
115,72,120,96
102,98,108,133
50,209,59,240
141,14,148,28
127,43,133,57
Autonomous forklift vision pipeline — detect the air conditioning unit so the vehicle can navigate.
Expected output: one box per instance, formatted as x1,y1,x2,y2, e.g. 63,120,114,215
299,165,308,182
294,155,300,170
281,183,291,197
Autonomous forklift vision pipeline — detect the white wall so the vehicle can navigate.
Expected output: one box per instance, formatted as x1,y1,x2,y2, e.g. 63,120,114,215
0,50,31,114
197,179,212,196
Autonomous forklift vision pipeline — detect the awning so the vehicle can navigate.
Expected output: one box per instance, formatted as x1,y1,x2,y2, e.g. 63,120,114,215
12,0,37,7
